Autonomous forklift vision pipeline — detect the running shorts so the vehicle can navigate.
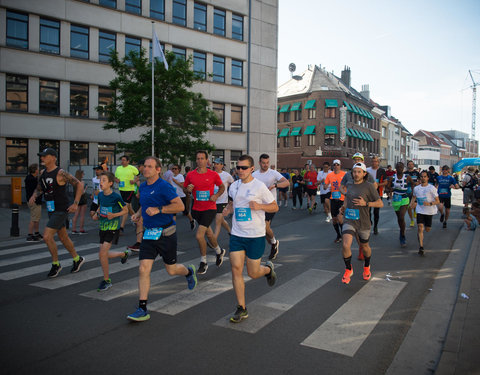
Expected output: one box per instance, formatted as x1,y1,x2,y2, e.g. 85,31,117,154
320,192,331,203
120,190,135,204
439,197,451,209
416,213,433,228
192,209,216,227
47,211,68,230
229,235,265,260
342,223,370,243
139,231,177,264
99,229,120,244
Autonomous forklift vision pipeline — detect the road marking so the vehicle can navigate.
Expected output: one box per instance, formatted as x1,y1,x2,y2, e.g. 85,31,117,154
214,268,337,333
300,277,406,356
0,241,61,256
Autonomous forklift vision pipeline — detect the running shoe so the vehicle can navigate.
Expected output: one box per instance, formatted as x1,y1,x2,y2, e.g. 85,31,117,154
292,206,297,210
127,242,140,252
97,279,112,291
334,236,342,243
230,305,248,323
47,263,62,278
197,262,208,275
325,215,331,223
418,247,425,256
414,211,417,218
410,220,415,227
190,220,197,231
71,256,85,273
71,231,79,235
400,234,406,248
265,261,277,287
33,234,42,241
308,207,313,214
440,214,445,223
79,230,87,235
127,307,150,322
363,266,371,281
358,249,364,261
443,222,447,229
342,268,353,284
373,226,378,235
313,202,317,210
269,240,279,260
26,235,35,242
186,265,197,290
121,251,129,264
216,249,226,267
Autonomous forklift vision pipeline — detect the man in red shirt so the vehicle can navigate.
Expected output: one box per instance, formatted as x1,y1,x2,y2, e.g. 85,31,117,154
185,151,226,274
303,165,319,214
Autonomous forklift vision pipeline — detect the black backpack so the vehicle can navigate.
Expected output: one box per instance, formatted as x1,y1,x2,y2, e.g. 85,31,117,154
465,173,478,189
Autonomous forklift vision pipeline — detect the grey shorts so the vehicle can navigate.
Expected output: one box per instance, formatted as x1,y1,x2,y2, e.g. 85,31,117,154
342,222,370,243
463,189,475,204
47,211,68,230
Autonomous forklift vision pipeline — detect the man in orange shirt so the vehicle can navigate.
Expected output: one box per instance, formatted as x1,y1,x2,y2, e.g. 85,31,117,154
324,159,346,243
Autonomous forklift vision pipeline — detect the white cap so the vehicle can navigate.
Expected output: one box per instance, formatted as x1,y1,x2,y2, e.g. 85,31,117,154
353,162,367,172
333,159,341,165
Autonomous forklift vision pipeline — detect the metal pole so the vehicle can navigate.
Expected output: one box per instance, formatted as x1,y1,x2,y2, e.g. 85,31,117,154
152,22,155,157
247,0,252,154
10,204,19,237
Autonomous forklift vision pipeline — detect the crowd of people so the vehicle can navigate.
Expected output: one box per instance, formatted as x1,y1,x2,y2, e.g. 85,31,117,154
24,148,480,323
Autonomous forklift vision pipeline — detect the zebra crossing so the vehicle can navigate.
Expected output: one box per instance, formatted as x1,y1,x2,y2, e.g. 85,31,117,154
0,238,407,357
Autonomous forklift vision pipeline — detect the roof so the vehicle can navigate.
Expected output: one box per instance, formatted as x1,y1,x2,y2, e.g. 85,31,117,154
414,130,451,148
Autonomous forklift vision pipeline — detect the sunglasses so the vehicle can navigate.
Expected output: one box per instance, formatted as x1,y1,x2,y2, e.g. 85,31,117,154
236,165,251,170
333,163,340,166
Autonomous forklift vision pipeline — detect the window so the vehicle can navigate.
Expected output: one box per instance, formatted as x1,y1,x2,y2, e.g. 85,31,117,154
39,140,60,166
70,24,89,59
172,47,186,61
212,102,225,130
6,11,28,49
211,149,224,164
98,87,114,120
39,79,60,115
283,137,290,148
232,14,243,41
324,108,336,118
231,60,243,86
308,108,316,119
308,134,315,146
99,31,116,62
294,136,301,148
6,74,28,112
213,56,225,83
70,83,89,117
277,112,281,123
382,127,386,137
98,143,115,166
99,0,116,8
230,150,242,169
172,0,187,26
214,8,226,36
150,0,165,20
125,36,141,58
294,109,302,121
40,18,60,54
125,0,141,14
70,142,89,166
193,51,206,79
194,3,207,31
231,105,242,132
284,112,290,122
6,138,28,174
324,134,335,146
277,137,281,148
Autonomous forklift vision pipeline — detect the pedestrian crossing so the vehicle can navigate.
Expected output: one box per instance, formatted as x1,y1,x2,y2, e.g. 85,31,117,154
0,239,408,356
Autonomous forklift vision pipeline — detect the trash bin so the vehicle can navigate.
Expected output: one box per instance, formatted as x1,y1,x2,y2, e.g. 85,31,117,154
11,177,22,205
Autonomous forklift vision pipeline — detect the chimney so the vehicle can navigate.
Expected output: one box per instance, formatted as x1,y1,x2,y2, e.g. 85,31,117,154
360,84,370,100
341,66,351,87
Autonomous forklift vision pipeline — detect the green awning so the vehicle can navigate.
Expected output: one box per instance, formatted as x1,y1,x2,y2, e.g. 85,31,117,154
304,125,316,135
358,108,367,117
366,133,374,141
343,101,352,111
325,99,338,108
304,100,316,109
351,129,361,138
290,102,302,111
279,128,290,137
279,104,290,113
290,127,302,136
350,104,359,114
346,128,353,137
325,126,338,135
359,130,368,140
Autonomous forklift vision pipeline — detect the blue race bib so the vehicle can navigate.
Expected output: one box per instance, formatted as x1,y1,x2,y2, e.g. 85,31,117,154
196,190,210,201
46,200,55,212
345,208,360,220
143,227,163,240
294,183,299,188
235,207,252,222
119,181,125,188
417,197,426,205
438,188,449,195
99,206,112,217
332,191,341,199
307,181,313,186
375,178,379,183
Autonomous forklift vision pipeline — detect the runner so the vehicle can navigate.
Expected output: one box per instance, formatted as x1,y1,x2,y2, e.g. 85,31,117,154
28,148,85,278
317,162,332,222
291,169,304,209
252,154,289,260
127,160,146,252
385,165,395,204
303,164,318,214
427,166,439,186
184,151,226,274
339,163,383,284
436,165,460,229
114,155,139,233
25,163,43,242
127,157,197,322
212,158,234,241
411,170,440,256
340,153,376,195
91,171,129,291
366,156,388,235
89,165,103,219
222,154,278,323
170,164,195,229
386,162,414,248
278,168,290,207
404,160,420,227
324,159,346,243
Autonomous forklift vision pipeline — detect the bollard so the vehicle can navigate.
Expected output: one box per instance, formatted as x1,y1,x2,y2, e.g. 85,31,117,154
10,204,20,237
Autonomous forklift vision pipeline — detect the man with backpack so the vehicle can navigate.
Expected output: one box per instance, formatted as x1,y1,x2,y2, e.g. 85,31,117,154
462,166,478,209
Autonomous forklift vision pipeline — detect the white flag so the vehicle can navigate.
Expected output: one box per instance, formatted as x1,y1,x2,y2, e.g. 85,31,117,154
152,29,168,70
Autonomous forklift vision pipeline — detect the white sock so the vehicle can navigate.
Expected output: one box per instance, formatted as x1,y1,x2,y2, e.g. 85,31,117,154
270,237,277,244
201,256,207,263
214,245,221,254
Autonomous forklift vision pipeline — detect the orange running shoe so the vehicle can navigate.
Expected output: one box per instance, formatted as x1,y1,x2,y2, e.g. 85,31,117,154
342,268,353,284
358,249,364,261
363,266,371,281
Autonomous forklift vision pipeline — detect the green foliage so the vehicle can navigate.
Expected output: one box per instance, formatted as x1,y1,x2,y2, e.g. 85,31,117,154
98,49,217,164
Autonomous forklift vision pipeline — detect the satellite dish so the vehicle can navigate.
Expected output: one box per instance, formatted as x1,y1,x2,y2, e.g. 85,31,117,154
289,63,296,73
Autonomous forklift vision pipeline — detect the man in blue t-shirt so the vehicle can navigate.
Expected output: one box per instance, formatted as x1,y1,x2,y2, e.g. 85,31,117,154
436,165,460,228
127,157,198,322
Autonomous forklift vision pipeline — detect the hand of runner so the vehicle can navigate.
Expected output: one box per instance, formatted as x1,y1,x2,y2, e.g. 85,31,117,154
210,194,218,202
187,184,194,193
28,195,35,206
222,205,233,217
145,207,160,216
249,201,261,210
107,212,115,220
67,203,78,213
131,213,141,223
353,196,367,206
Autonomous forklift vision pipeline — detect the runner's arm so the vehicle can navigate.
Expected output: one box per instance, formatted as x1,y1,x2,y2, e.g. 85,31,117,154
59,169,83,211
249,200,278,213
222,201,233,217
210,183,225,202
145,196,184,216
275,177,289,189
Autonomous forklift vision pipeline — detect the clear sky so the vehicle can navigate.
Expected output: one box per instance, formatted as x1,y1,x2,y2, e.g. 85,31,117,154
277,0,480,140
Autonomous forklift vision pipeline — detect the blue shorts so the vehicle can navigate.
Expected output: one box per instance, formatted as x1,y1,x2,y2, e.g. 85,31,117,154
229,235,265,260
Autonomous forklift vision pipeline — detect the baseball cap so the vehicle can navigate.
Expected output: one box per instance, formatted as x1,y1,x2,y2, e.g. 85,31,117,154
333,159,341,165
352,152,364,160
353,162,367,172
93,165,103,170
38,148,58,157
214,158,224,164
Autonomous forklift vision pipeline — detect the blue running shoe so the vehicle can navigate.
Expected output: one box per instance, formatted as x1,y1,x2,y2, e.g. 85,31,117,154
186,265,197,290
127,307,150,322
97,279,112,291
400,234,406,248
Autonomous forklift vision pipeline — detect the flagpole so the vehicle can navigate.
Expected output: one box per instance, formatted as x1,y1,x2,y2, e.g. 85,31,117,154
151,22,155,157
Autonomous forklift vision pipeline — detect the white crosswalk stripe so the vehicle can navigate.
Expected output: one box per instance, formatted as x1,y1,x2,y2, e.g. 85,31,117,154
0,241,61,256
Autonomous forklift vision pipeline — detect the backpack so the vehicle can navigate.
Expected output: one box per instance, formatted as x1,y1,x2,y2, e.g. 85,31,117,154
465,173,478,189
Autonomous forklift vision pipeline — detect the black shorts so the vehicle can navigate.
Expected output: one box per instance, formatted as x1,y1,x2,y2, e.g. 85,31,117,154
99,229,120,244
180,196,189,215
79,193,88,206
90,202,99,213
330,199,343,217
265,212,276,222
417,213,433,228
306,188,317,197
278,187,288,193
120,190,134,204
439,197,451,209
192,209,216,227
320,192,331,203
47,211,68,230
216,203,228,214
139,232,177,264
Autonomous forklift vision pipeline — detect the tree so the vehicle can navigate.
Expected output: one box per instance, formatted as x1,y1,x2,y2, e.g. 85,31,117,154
99,49,218,164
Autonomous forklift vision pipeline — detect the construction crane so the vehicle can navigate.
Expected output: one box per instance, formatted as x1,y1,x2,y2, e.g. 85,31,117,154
468,70,479,139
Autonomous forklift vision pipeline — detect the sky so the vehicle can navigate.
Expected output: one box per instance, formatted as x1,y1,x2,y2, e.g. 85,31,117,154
277,0,480,140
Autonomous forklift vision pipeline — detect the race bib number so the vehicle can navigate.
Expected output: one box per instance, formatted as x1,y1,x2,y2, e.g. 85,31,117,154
345,208,360,220
99,206,112,217
393,194,403,202
438,188,449,195
294,183,299,188
214,186,219,194
332,191,341,199
46,200,55,212
143,227,163,240
196,190,210,201
235,207,252,222
416,197,426,206
119,181,125,188
307,181,313,186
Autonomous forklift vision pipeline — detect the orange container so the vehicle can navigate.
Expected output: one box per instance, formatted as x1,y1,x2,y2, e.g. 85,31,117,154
11,177,22,205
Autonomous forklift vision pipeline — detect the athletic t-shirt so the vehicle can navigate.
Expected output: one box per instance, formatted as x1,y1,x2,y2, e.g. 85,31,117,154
139,178,177,228
98,191,125,231
317,170,332,194
215,171,234,204
252,168,284,198
184,169,223,211
229,178,275,238
344,181,379,230
405,170,420,194
413,184,438,215
304,171,318,190
436,175,456,198
114,165,139,191
325,171,346,201
163,169,174,184
171,174,186,198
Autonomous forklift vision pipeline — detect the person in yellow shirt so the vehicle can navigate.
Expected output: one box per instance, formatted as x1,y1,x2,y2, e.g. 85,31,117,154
114,155,139,232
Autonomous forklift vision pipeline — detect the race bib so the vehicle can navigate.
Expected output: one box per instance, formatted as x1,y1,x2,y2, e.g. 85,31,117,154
143,227,163,240
196,190,210,201
438,188,449,195
214,186,219,194
417,197,426,206
375,178,379,183
99,206,112,217
93,195,98,204
46,200,55,212
345,208,360,220
307,181,313,186
393,194,403,202
235,207,252,222
119,181,125,188
332,191,341,199
294,183,299,188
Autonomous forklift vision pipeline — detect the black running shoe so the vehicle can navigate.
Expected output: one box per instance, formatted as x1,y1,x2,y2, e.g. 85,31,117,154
230,305,248,323
26,235,35,242
71,256,85,273
373,226,378,235
197,262,208,275
47,264,62,278
269,240,279,260
265,261,277,287
216,249,226,267
443,222,447,229
121,251,129,264
418,247,425,256
440,214,445,223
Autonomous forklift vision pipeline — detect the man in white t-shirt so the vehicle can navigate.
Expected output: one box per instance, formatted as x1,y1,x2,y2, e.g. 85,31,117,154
170,164,195,228
410,170,440,256
223,154,278,323
89,165,103,217
163,165,174,184
212,158,234,242
317,161,333,222
252,153,289,260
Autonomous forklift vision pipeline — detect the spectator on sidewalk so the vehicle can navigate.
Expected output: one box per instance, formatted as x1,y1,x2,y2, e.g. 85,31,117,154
462,166,478,209
25,163,43,242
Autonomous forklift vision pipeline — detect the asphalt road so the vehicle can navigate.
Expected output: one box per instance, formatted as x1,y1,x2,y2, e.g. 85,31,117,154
0,191,468,375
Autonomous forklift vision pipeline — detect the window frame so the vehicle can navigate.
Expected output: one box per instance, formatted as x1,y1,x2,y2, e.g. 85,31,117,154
39,79,60,115
294,109,302,121
194,2,207,31
213,8,226,36
231,105,243,132
99,30,116,63
6,10,29,49
6,138,28,175
70,24,89,59
283,136,290,148
172,46,186,61
99,0,116,8
6,74,28,112
70,142,89,166
150,0,165,20
125,35,141,58
294,136,301,148
193,51,206,79
307,108,316,119
70,83,89,118
172,0,187,26
231,59,243,86
125,0,141,15
39,17,60,55
324,107,336,118
98,143,116,166
324,134,336,146
232,13,244,41
213,55,225,83
308,134,315,146
212,102,225,131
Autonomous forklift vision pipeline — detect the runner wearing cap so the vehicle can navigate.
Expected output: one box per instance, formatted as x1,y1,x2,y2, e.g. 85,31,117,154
317,162,332,222
324,159,346,243
340,153,376,195
366,156,388,235
114,155,139,233
436,165,460,229
404,160,421,227
339,162,383,284
212,158,234,242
